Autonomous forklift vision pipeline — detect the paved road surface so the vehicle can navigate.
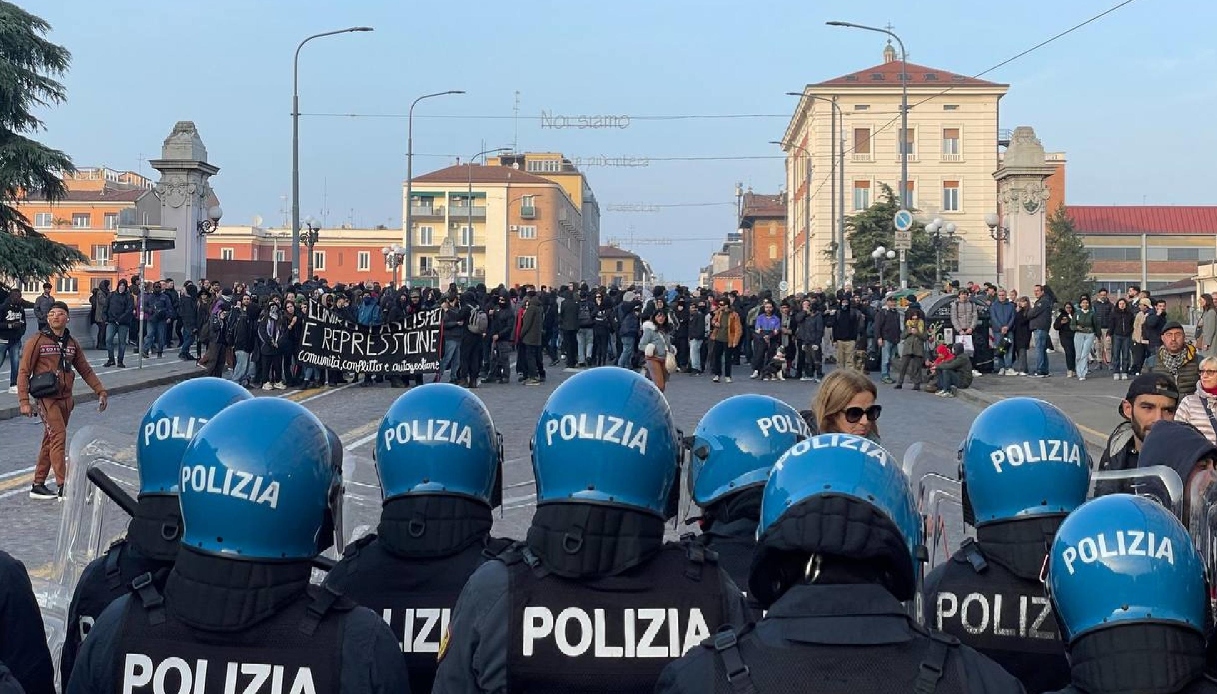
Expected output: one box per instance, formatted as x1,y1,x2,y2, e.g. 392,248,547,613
0,365,986,576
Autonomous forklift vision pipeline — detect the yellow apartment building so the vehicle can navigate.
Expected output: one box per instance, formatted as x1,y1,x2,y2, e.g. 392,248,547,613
782,43,1009,289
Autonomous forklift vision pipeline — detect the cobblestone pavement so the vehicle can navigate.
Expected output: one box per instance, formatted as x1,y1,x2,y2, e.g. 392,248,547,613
0,364,983,574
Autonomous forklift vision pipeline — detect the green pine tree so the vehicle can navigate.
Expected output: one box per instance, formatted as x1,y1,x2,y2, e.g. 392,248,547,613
831,183,953,288
0,2,86,282
1045,204,1093,303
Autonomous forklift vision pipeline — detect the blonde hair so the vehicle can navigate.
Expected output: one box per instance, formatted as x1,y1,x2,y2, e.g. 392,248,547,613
1202,356,1217,372
812,370,879,436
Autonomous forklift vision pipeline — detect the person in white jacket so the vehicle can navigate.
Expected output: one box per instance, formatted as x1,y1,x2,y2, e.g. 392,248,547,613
1175,355,1217,444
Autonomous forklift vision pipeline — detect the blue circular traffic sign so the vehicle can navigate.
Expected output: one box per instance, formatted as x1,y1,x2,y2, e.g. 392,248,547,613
893,209,914,232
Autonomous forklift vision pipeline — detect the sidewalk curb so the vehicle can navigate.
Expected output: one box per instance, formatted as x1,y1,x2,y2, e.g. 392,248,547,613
0,369,201,422
954,384,1109,451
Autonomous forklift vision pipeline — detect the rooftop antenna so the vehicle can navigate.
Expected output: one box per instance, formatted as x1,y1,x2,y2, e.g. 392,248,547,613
321,177,331,228
513,90,521,153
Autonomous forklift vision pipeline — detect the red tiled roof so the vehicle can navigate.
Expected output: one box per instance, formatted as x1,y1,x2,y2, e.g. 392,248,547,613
599,245,640,259
712,266,743,280
741,193,784,219
412,164,554,185
24,187,147,203
811,60,1006,88
1069,206,1217,235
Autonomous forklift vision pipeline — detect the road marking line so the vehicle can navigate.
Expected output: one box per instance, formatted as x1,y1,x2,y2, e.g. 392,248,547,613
0,473,32,492
298,383,355,403
505,479,534,490
0,487,26,501
0,466,34,480
345,433,377,451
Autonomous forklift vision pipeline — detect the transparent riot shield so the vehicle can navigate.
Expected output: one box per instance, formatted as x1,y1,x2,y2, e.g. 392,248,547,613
341,453,383,548
902,441,970,572
38,424,140,689
1185,467,1217,614
1089,465,1184,518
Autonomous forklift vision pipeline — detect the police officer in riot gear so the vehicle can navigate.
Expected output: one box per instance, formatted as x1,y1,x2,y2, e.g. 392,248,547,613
0,548,54,694
433,368,749,694
1046,494,1216,694
66,398,411,694
60,377,252,684
326,383,513,693
685,394,809,597
655,433,1024,694
924,397,1085,693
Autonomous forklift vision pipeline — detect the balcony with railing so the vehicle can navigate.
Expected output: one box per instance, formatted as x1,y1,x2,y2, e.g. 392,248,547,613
851,152,873,163
940,152,963,162
449,204,486,219
410,204,445,218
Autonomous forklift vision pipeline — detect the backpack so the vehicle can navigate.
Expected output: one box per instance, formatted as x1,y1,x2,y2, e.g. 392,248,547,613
469,306,488,335
226,312,250,348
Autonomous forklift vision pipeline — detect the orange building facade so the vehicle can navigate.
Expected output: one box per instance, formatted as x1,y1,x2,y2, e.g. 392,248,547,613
9,167,154,305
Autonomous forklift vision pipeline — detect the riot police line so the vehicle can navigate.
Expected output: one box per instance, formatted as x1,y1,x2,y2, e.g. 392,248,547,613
2,369,1217,693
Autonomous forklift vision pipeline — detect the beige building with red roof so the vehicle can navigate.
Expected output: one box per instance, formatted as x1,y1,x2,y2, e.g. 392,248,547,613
781,43,1009,290
1069,206,1217,295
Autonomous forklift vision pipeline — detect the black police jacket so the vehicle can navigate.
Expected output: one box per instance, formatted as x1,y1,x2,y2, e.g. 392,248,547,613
1048,681,1217,694
65,582,410,694
432,542,750,694
924,540,1069,693
694,518,763,619
655,583,1024,694
325,534,511,694
61,540,171,686
0,550,54,694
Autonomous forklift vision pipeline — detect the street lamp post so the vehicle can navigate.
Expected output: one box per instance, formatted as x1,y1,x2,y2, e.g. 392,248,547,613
303,216,320,280
382,244,406,287
404,90,465,288
292,26,373,284
465,147,511,286
827,21,909,288
984,212,1010,287
770,140,812,293
926,217,957,286
786,91,845,291
871,246,896,288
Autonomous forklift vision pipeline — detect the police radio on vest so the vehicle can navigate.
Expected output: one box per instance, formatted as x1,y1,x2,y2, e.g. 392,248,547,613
382,419,473,451
988,439,1082,473
144,416,208,446
522,606,709,659
181,465,281,509
544,414,649,455
755,414,810,438
1061,529,1175,575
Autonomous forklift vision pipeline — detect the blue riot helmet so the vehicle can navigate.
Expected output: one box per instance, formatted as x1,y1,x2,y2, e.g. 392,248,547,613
751,433,922,607
178,398,340,560
961,397,1090,526
136,377,253,497
687,394,809,509
532,368,680,518
1047,494,1208,644
376,383,503,507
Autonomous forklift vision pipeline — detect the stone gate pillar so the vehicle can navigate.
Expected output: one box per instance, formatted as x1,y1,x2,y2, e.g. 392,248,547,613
150,122,220,282
993,126,1054,292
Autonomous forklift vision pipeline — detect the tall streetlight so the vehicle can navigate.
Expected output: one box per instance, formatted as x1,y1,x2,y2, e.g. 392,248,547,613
786,91,845,290
404,90,465,288
382,244,406,286
465,147,511,286
302,216,320,280
770,140,811,293
871,246,896,287
292,26,373,284
926,218,957,286
827,20,909,288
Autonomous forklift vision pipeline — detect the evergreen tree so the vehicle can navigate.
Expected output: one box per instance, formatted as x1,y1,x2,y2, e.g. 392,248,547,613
834,183,953,288
0,2,86,281
1045,204,1093,303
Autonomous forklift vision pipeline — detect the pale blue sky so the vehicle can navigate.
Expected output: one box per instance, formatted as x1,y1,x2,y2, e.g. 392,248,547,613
32,0,1217,285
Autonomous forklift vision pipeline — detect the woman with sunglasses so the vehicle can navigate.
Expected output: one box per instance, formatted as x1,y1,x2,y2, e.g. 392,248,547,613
811,369,881,442
1174,355,1217,445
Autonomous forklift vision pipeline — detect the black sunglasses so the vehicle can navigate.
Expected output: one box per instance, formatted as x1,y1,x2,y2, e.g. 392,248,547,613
843,405,882,424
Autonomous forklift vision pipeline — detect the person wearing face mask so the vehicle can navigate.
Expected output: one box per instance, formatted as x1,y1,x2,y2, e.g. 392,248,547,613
139,282,171,359
687,300,707,375
258,302,287,390
488,294,515,383
810,369,881,442
826,297,858,372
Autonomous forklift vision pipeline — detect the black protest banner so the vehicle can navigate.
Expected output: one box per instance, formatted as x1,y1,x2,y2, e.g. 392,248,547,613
297,300,442,375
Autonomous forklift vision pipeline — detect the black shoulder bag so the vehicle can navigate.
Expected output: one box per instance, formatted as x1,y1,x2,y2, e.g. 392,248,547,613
28,334,68,399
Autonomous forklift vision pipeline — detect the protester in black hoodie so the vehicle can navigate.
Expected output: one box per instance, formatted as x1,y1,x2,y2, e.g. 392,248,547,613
0,289,35,392
177,282,200,361
103,280,134,368
1138,419,1217,522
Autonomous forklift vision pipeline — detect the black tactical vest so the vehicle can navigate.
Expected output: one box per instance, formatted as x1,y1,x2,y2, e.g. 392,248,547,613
928,541,1069,694
706,621,966,694
62,541,170,679
505,542,729,693
326,534,507,694
694,528,762,620
111,585,345,694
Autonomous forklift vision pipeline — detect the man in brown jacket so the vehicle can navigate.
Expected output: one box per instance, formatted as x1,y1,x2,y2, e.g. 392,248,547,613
707,297,742,383
18,301,108,500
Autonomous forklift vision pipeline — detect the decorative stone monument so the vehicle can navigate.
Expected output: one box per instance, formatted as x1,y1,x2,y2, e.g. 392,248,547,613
150,122,220,282
437,236,460,289
993,126,1054,291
